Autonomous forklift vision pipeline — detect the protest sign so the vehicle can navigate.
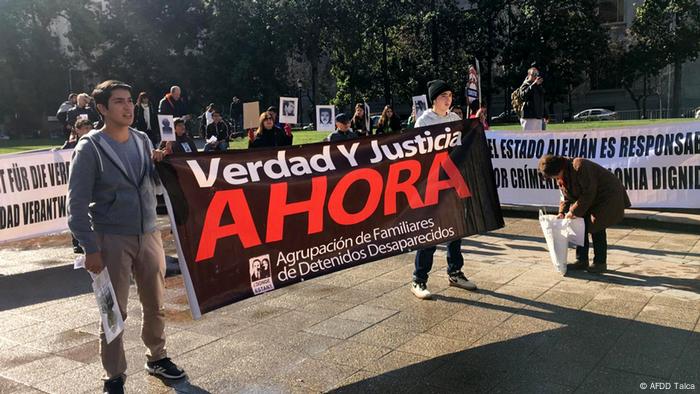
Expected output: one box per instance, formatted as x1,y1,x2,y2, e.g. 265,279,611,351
487,123,700,208
243,101,260,129
316,105,335,132
0,149,72,243
157,118,504,317
412,95,428,119
279,97,299,124
157,115,175,142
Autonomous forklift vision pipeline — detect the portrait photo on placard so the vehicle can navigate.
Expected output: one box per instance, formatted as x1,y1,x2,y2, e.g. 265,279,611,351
157,115,175,142
315,105,335,132
412,95,428,119
278,97,298,124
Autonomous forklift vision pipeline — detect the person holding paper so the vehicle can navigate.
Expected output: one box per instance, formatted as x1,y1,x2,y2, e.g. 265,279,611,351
67,80,186,394
538,155,631,273
160,118,197,153
66,93,101,131
205,109,230,151
350,103,371,136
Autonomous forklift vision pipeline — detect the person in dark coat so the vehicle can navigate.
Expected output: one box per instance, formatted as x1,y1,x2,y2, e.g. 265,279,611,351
158,85,189,119
249,112,293,148
160,118,197,153
518,67,545,131
539,155,631,273
133,92,160,146
350,103,371,136
66,93,101,131
204,109,230,151
325,113,358,142
375,105,402,134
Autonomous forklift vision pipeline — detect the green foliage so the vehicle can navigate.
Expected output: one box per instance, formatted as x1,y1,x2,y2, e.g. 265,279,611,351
5,0,695,136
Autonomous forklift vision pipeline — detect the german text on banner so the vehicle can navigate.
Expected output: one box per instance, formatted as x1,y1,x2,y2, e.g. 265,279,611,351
157,119,504,316
488,122,700,208
0,150,73,243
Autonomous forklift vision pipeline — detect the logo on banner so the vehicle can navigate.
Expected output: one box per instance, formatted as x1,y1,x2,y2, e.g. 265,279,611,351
249,254,274,295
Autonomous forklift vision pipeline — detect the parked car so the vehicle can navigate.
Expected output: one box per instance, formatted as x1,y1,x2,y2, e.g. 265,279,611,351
490,110,519,124
573,108,617,121
694,107,700,119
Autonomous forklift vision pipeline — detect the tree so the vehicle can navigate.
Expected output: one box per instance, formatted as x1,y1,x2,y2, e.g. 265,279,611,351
497,0,609,116
630,0,700,117
0,0,91,135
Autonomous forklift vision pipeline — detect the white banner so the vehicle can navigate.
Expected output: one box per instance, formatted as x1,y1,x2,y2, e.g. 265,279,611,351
0,149,73,243
488,122,700,208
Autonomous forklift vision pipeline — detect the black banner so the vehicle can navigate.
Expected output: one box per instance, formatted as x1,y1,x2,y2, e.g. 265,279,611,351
157,118,504,315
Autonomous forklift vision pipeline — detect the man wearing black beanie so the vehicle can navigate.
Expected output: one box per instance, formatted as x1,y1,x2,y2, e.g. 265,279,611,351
411,79,478,300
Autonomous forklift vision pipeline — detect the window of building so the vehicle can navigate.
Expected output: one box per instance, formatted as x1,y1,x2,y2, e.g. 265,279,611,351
598,0,624,24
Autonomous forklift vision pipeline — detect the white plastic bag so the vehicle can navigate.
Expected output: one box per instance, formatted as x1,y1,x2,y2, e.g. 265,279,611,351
539,210,570,275
563,217,585,247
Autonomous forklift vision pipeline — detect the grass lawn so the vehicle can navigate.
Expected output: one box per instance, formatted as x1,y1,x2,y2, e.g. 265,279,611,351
490,117,699,131
0,138,59,155
229,130,328,149
2,118,699,154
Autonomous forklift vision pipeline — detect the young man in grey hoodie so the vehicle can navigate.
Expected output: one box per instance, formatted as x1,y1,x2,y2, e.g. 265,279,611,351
411,79,478,300
67,80,185,394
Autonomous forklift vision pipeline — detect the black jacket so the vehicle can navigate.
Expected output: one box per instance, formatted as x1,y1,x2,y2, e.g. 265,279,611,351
519,80,545,119
158,95,188,117
206,121,230,141
133,104,159,131
249,127,293,148
376,115,402,134
159,134,197,154
351,117,370,136
66,106,101,129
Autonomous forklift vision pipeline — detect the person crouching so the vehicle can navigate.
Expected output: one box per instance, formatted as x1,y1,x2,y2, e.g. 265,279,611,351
538,155,631,273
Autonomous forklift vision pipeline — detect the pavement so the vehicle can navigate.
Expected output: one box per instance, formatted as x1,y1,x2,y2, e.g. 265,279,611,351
0,216,699,394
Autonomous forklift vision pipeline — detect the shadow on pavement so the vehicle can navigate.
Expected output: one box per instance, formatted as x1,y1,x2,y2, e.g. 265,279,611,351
566,269,700,293
488,232,700,258
330,289,699,393
0,264,91,311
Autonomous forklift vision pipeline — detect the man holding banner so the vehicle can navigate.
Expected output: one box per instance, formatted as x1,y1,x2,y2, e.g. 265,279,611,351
67,80,185,393
411,79,478,299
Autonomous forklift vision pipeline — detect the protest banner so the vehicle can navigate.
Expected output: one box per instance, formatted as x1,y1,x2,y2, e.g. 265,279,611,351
0,149,73,243
487,122,700,208
157,118,504,317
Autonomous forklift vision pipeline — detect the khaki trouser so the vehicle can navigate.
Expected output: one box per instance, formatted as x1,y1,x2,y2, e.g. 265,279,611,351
97,231,167,379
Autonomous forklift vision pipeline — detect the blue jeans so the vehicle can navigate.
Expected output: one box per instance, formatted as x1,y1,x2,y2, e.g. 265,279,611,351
413,239,464,283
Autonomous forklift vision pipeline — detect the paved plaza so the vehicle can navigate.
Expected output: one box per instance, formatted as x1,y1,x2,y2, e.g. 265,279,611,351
1,217,699,393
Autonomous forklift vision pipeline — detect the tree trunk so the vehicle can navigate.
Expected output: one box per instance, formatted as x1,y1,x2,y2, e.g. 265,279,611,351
382,28,391,105
642,75,648,119
311,58,318,124
671,60,682,117
430,0,439,67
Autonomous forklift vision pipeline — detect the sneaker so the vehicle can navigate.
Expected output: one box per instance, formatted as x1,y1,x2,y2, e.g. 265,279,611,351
145,357,186,379
73,245,84,254
103,376,124,394
411,281,432,299
448,272,477,291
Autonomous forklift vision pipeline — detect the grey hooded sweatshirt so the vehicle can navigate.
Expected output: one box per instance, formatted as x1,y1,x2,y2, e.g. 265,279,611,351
67,128,160,254
414,109,462,128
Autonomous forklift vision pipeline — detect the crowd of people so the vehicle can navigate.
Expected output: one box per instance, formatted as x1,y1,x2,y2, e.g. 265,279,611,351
57,63,632,393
